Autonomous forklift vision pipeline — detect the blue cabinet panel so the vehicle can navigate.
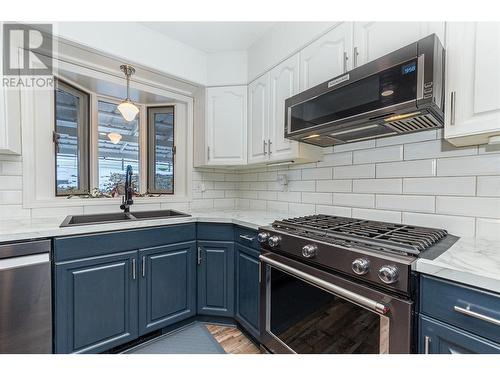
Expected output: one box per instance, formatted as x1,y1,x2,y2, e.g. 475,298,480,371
419,315,500,354
235,243,260,339
420,276,500,343
197,223,234,241
139,241,196,335
54,224,195,262
55,251,138,353
234,226,260,251
197,240,234,316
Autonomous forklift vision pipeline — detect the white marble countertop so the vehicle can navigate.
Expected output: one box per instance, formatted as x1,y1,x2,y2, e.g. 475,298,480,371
0,209,284,243
415,237,500,294
1,208,499,294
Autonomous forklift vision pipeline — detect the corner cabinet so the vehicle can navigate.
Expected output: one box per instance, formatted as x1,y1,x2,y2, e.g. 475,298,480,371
248,54,322,166
444,22,500,146
205,85,247,165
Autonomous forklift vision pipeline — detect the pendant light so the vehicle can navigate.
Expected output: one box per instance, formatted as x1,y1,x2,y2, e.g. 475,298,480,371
107,132,122,144
117,64,139,122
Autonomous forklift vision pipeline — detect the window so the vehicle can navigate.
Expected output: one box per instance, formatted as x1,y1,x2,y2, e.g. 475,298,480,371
97,100,140,194
54,80,89,196
147,106,175,194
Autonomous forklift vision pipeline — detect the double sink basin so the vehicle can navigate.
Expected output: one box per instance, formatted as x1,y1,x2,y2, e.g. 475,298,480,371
60,209,191,227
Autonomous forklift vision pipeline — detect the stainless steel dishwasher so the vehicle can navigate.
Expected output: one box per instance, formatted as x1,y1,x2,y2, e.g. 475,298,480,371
0,239,52,353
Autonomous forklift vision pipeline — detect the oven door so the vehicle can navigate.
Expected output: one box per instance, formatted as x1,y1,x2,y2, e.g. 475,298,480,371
259,252,413,354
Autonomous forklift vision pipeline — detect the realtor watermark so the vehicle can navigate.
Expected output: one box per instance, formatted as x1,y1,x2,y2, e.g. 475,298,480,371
2,23,54,89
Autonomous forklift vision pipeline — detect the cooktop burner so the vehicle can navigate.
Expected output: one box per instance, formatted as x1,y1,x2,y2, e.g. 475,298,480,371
271,214,448,256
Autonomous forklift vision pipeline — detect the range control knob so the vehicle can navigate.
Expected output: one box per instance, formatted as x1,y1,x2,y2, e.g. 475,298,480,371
378,265,399,284
351,258,370,275
257,232,270,243
268,235,281,248
302,244,318,258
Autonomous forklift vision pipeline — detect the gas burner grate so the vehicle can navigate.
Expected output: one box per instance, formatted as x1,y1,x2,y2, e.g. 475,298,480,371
272,214,447,256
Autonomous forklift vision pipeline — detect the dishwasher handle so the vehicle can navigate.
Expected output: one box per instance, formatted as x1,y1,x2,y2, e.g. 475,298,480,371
0,253,50,271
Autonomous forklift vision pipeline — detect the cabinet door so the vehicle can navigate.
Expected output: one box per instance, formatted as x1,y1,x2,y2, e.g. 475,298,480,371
197,241,235,317
248,73,270,164
419,316,500,354
235,244,260,339
300,22,353,91
353,22,444,67
269,54,300,161
444,22,500,146
138,241,196,335
54,251,138,353
206,86,247,165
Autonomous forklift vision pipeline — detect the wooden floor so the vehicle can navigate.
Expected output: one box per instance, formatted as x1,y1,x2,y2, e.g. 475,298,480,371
206,324,260,354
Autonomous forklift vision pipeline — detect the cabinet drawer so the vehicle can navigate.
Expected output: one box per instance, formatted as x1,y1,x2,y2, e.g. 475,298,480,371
420,276,500,343
234,226,259,251
419,315,500,354
197,223,234,241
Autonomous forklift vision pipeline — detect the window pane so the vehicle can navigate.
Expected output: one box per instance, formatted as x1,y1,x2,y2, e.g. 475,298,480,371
148,107,174,194
55,81,88,195
98,100,140,194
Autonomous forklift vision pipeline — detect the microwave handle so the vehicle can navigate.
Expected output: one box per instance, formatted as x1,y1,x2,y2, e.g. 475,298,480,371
260,254,389,315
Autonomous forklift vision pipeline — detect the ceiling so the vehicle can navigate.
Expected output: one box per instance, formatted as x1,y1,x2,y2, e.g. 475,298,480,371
140,22,276,53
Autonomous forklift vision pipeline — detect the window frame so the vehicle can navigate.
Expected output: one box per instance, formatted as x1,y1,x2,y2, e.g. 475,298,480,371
147,106,175,195
53,78,90,196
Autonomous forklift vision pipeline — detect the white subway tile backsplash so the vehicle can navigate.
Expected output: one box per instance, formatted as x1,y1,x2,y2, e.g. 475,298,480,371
214,181,237,190
376,159,436,178
267,201,289,213
190,199,214,210
258,171,278,181
32,206,84,218
302,192,333,205
289,203,315,215
258,191,278,200
402,212,476,237
316,205,352,217
477,176,500,197
283,169,302,181
352,179,402,194
403,177,476,196
288,180,316,192
353,145,403,164
0,204,30,219
333,193,375,208
437,154,500,176
404,140,477,160
436,196,500,219
333,164,375,179
302,167,332,180
248,199,267,210
476,218,500,240
202,190,225,199
376,130,437,147
249,181,268,190
214,198,236,209
352,208,402,223
0,191,22,205
0,161,23,175
316,180,352,193
376,194,435,213
160,202,190,212
277,191,302,203
0,176,22,190
240,190,259,199
334,140,375,152
317,152,352,167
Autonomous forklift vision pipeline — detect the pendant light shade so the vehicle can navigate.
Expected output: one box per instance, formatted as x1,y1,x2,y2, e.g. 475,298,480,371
118,64,139,122
107,132,122,144
117,100,140,122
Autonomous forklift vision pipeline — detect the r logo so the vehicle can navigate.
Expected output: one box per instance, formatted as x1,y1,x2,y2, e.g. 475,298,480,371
3,23,53,76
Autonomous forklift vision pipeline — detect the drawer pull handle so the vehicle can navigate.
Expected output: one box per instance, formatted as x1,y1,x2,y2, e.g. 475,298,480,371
454,305,500,326
239,234,255,242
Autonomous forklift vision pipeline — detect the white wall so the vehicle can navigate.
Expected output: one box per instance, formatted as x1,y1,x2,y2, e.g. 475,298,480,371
56,22,209,85
247,22,337,81
207,51,248,86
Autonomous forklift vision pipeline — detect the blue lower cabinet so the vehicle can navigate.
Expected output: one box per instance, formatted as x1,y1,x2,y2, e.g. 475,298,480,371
419,315,500,354
139,241,197,335
197,241,235,316
235,244,260,339
55,251,139,353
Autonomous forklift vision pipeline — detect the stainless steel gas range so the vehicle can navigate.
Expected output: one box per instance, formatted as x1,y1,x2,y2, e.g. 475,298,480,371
258,214,457,354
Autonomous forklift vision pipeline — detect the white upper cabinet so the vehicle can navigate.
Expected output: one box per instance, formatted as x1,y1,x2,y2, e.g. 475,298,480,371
300,22,353,91
205,86,247,165
353,22,445,67
248,73,270,164
444,22,500,146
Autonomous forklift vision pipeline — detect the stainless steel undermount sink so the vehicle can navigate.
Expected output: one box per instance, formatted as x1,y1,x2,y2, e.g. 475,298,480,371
60,209,191,227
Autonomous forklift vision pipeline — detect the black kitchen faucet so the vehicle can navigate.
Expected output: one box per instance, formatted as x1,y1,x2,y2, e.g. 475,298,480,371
120,165,134,213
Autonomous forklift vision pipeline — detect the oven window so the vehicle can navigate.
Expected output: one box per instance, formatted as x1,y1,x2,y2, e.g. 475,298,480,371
269,267,382,354
289,58,418,133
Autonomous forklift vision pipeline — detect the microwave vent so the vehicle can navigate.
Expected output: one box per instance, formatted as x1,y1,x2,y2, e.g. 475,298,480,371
385,113,441,133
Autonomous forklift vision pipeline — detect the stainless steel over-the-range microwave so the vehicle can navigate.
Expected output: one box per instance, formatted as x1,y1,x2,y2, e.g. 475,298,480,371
285,34,445,147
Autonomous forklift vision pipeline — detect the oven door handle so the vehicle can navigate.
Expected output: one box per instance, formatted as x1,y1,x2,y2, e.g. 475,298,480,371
260,254,390,315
